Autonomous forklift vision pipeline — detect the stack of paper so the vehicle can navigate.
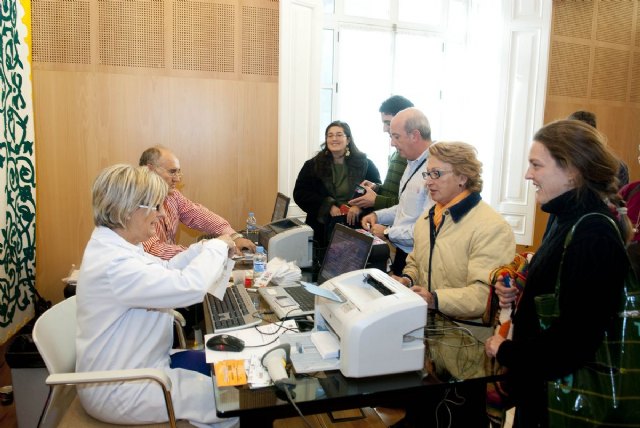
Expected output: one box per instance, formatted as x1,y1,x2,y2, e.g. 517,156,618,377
255,257,301,287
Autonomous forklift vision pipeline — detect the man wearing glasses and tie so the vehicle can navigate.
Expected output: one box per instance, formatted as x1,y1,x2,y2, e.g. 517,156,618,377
139,146,256,261
360,107,433,275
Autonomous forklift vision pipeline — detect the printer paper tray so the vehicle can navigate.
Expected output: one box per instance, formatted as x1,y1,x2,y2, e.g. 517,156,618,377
279,332,340,374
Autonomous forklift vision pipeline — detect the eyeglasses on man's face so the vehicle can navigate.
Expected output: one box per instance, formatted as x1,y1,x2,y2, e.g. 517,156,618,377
156,165,183,178
138,204,161,212
422,169,453,180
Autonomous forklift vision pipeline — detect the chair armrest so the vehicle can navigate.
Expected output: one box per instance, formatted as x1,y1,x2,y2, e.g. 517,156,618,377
46,368,177,428
46,368,171,389
172,310,186,327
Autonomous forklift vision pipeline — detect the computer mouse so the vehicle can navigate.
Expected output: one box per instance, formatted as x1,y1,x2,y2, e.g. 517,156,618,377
206,334,245,352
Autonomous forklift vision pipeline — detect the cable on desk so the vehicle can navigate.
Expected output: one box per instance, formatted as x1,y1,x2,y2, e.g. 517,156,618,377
281,383,314,428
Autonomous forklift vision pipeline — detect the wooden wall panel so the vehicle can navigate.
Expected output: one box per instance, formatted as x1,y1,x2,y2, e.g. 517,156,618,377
32,0,279,301
524,0,640,252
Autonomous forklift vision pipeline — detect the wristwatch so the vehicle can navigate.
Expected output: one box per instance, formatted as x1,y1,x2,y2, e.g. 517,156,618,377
383,227,390,238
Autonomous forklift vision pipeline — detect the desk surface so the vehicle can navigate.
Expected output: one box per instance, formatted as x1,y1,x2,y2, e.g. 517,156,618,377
205,277,498,426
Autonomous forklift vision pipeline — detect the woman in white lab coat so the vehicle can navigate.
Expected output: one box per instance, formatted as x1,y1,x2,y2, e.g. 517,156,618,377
75,164,238,428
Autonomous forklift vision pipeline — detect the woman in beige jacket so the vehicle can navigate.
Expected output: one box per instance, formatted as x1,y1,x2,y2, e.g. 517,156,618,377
393,141,515,426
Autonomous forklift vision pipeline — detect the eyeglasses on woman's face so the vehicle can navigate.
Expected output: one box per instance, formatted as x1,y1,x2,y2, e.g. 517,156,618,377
422,169,453,180
326,132,346,139
138,204,161,212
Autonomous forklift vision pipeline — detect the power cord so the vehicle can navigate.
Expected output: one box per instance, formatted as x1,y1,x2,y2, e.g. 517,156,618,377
279,382,314,428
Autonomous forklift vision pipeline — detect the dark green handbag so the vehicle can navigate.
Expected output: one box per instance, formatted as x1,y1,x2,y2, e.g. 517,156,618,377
534,213,640,427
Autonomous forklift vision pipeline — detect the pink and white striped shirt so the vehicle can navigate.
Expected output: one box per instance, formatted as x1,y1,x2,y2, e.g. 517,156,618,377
141,190,236,260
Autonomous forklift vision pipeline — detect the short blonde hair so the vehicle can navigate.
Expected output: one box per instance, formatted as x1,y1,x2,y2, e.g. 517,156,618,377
92,164,168,229
428,142,483,193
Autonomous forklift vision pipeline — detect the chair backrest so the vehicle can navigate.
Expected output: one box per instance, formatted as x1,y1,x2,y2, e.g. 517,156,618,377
33,296,77,375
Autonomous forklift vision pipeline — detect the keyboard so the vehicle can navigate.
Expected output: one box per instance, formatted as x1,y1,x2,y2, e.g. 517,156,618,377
206,282,261,332
284,286,315,312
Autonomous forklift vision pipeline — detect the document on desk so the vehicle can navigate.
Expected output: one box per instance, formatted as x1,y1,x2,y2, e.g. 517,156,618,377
208,259,235,300
205,320,298,388
279,331,341,374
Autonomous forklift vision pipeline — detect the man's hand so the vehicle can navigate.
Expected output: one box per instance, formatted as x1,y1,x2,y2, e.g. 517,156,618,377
349,186,377,208
234,237,256,254
361,212,377,231
361,180,377,190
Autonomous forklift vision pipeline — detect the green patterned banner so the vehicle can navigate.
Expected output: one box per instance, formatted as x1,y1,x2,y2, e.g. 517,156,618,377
0,0,36,345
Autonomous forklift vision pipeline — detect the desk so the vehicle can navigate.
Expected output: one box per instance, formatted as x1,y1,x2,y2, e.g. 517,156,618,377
204,281,498,427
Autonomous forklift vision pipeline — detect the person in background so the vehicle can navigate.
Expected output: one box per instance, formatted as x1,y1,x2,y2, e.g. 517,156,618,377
293,120,381,259
75,164,238,428
567,110,629,187
349,95,413,210
139,146,255,261
619,144,640,243
485,120,630,428
360,108,432,275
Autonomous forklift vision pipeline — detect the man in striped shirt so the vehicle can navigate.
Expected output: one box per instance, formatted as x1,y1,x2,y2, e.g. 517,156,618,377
139,146,256,261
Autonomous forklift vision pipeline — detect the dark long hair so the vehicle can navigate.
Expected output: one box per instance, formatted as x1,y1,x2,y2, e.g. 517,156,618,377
316,120,365,172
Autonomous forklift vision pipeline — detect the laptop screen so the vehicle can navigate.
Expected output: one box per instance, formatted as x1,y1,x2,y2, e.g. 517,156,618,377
317,224,374,284
271,192,290,222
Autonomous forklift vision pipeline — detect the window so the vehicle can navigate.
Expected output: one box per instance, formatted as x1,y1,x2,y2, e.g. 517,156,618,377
283,0,552,245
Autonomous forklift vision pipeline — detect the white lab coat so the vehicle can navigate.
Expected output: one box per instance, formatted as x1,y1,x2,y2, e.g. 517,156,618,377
75,226,237,428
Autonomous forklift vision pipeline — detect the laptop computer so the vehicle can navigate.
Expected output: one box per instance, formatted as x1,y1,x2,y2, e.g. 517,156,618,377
258,224,374,319
271,192,290,222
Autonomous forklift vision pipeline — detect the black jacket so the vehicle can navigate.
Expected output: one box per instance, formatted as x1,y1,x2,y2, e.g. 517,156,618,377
497,189,628,427
293,152,380,246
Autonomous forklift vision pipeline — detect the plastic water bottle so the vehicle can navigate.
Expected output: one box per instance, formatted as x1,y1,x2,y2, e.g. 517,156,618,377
246,211,258,243
253,246,267,279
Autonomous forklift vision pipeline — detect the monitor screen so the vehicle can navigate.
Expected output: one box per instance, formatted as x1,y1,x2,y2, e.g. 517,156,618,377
271,192,291,222
269,218,298,234
318,224,374,284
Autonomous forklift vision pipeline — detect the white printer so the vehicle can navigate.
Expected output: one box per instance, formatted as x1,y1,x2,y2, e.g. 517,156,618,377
313,268,427,378
258,218,313,268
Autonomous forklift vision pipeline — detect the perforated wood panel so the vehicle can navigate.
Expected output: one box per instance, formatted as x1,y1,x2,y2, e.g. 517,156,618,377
547,40,590,98
241,6,279,76
592,47,630,102
636,2,640,47
31,0,91,64
98,0,165,68
632,52,640,103
596,0,633,45
173,1,236,72
552,0,593,40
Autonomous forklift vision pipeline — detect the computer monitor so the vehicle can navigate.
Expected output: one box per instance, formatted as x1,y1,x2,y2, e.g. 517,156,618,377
317,224,374,285
271,192,290,222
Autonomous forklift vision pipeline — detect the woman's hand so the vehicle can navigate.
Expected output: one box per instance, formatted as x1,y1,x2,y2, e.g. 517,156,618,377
485,334,506,358
411,286,436,309
346,205,362,225
330,205,342,217
216,234,237,258
494,275,519,309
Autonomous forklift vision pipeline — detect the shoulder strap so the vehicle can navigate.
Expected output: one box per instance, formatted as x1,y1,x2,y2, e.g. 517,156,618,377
555,213,623,296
